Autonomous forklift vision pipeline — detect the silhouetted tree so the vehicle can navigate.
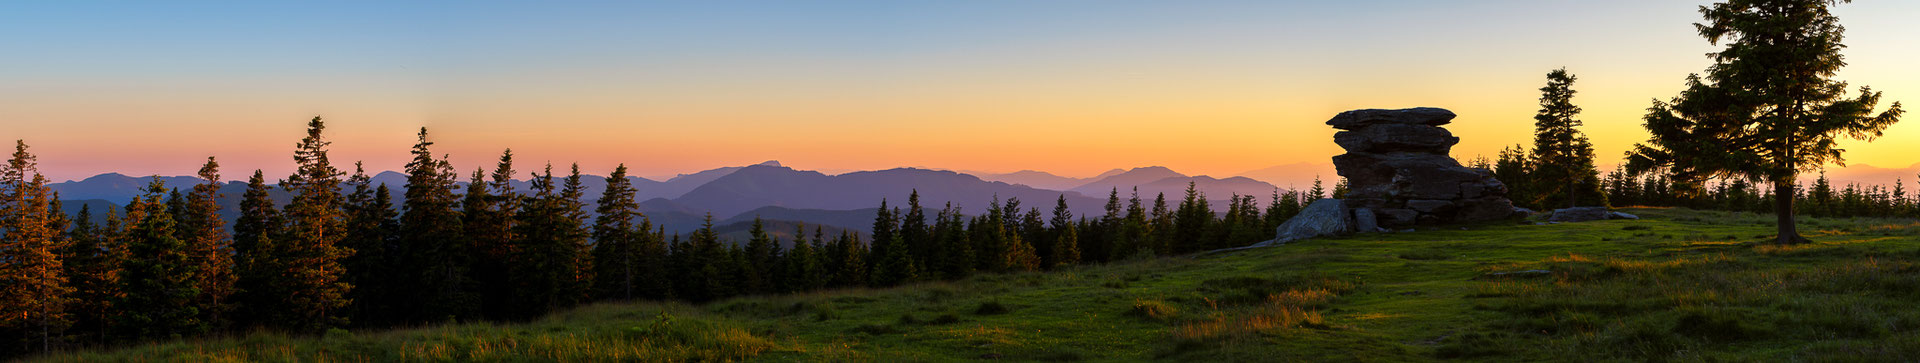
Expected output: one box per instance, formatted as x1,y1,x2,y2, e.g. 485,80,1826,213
1627,0,1902,244
1529,68,1607,209
268,116,353,331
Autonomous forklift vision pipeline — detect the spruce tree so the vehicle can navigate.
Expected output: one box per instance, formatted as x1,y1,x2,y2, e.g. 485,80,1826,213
114,180,201,341
1045,195,1075,268
61,204,119,345
934,203,973,280
341,164,400,326
742,218,778,294
230,170,281,330
509,164,592,317
1529,68,1607,209
1628,0,1903,244
464,149,517,319
591,164,646,300
868,201,917,287
182,157,234,330
1048,196,1081,268
899,190,931,276
0,141,70,353
271,116,353,331
1173,182,1213,254
826,230,867,288
780,223,825,292
397,128,474,323
679,215,733,302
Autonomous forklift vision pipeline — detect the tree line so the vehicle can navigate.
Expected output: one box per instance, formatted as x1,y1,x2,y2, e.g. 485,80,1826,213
0,118,1343,356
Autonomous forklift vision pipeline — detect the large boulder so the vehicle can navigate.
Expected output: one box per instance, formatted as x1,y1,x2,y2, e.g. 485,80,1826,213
1257,199,1352,246
1326,107,1458,130
1547,207,1615,222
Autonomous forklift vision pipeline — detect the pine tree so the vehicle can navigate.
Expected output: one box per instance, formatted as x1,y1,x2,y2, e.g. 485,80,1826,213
230,170,282,330
933,203,973,280
740,218,775,294
181,157,234,330
464,149,517,319
1150,193,1175,255
826,230,867,288
114,179,201,341
341,164,400,326
591,164,647,300
1052,217,1082,268
899,190,931,276
61,204,119,345
1119,189,1150,258
1493,146,1534,208
1045,195,1077,268
1627,0,1902,244
678,215,733,302
1529,68,1608,209
1173,182,1212,254
395,127,474,323
509,164,592,318
868,201,917,287
1,141,70,353
776,223,821,293
269,116,353,331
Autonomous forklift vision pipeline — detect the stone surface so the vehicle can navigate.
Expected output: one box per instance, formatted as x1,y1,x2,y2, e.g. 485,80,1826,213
1610,211,1640,220
1322,107,1518,228
1353,208,1381,233
1376,208,1419,226
1405,200,1455,214
1547,207,1613,222
1260,199,1352,246
1326,107,1458,130
1332,124,1459,154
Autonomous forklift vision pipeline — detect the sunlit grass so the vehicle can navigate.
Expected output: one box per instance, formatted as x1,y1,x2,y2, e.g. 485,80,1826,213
34,207,1920,361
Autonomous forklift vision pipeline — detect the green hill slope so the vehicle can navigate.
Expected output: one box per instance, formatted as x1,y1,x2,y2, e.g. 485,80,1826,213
35,208,1920,361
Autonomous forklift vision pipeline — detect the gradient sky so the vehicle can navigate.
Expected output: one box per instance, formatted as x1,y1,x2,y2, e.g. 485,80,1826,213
4,1,1917,182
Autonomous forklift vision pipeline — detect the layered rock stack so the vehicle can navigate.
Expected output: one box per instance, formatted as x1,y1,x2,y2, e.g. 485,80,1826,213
1328,107,1516,228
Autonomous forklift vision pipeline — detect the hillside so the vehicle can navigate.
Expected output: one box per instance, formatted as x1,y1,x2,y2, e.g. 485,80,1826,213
37,208,1920,361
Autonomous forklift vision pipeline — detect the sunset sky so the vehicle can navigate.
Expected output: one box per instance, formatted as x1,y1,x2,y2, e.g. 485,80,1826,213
3,1,1917,183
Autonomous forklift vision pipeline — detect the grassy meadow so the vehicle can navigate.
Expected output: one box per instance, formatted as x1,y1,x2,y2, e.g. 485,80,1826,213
33,208,1920,362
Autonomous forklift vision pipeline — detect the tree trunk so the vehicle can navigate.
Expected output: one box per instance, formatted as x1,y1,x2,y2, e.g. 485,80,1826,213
1775,182,1805,245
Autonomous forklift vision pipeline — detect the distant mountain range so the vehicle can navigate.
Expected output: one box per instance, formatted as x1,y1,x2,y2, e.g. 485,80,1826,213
46,161,1303,242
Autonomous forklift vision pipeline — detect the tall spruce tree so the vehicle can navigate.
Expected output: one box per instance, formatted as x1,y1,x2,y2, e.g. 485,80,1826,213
1529,68,1607,209
780,223,825,292
181,158,234,330
508,164,592,318
934,203,973,280
591,164,647,300
1,141,70,353
61,204,119,345
464,149,518,319
1627,0,1903,244
341,164,400,327
114,180,200,341
741,218,778,294
397,127,473,323
867,200,916,287
230,170,281,330
271,116,353,331
899,190,931,276
1172,182,1212,254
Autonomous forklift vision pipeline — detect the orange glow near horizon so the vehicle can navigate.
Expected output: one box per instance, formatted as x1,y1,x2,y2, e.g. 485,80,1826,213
4,2,1917,185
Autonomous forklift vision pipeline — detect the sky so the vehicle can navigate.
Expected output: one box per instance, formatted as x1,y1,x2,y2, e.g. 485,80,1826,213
3,1,1918,183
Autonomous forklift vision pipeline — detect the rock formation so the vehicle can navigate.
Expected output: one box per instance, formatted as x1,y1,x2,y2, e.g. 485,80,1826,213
1250,199,1351,247
1546,207,1638,222
1328,107,1518,228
